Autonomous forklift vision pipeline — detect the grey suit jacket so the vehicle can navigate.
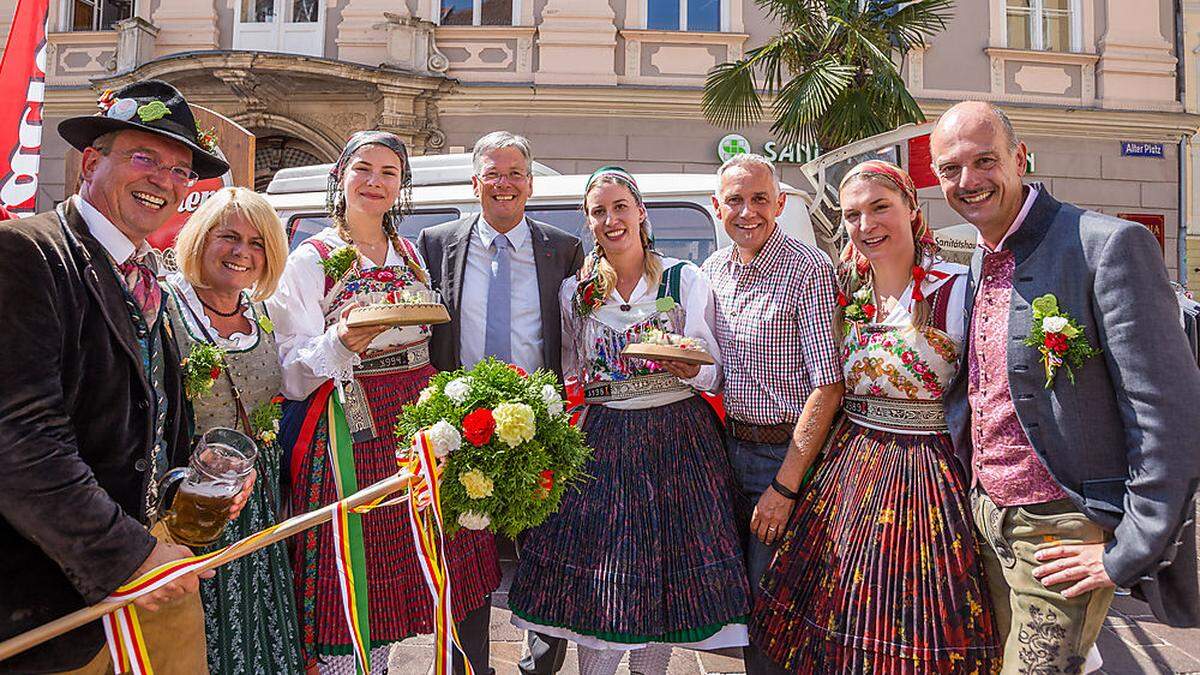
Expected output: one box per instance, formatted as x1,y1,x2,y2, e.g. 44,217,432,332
416,213,584,381
944,185,1200,627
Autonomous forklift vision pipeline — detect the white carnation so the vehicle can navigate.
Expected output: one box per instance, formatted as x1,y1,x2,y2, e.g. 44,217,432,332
457,511,491,530
444,377,472,404
427,420,461,457
541,384,564,416
1042,316,1069,334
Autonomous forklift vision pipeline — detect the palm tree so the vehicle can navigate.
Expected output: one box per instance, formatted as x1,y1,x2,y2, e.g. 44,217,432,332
703,0,954,149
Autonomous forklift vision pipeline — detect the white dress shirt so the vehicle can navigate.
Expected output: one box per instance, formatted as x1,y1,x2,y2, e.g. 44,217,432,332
76,195,154,267
458,216,544,373
267,228,430,400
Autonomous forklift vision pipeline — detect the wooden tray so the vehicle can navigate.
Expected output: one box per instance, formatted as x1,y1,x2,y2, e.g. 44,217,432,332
346,303,451,328
622,342,715,366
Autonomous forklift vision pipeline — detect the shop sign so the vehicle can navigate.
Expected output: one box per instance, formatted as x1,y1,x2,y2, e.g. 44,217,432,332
1121,142,1164,158
716,133,821,164
1117,213,1166,254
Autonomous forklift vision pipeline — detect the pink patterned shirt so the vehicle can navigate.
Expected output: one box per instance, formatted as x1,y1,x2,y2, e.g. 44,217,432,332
968,188,1067,506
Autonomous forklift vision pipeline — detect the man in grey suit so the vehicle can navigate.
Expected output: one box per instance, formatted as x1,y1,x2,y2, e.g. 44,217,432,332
416,131,584,675
933,101,1200,672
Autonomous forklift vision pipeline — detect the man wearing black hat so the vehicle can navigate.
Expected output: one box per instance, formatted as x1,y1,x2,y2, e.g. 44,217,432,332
0,80,230,673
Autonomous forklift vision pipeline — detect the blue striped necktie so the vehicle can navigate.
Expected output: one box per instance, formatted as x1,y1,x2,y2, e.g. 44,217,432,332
484,233,512,362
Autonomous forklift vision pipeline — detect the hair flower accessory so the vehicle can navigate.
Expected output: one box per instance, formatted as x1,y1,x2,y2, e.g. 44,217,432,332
1025,294,1100,387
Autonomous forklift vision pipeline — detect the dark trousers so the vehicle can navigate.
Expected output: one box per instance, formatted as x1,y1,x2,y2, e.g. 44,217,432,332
453,595,495,675
726,432,790,675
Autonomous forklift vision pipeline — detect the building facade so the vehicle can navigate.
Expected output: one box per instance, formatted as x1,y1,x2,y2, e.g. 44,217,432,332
1,0,1196,279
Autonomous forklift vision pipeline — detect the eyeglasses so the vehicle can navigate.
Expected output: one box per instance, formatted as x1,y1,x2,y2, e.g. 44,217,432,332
477,170,530,185
123,151,199,187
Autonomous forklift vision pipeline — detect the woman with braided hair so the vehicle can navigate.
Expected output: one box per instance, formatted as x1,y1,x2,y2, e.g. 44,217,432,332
268,131,501,674
750,160,1001,673
508,167,750,675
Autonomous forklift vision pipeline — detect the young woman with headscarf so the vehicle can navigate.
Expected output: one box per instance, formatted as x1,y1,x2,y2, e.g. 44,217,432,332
268,131,501,674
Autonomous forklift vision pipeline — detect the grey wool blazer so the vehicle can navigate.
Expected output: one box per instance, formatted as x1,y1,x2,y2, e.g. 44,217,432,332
944,185,1200,627
415,213,584,381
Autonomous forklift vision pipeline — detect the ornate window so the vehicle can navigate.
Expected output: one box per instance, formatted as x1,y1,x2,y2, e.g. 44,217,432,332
69,0,133,30
644,0,723,31
1004,0,1082,52
233,0,324,56
439,0,519,26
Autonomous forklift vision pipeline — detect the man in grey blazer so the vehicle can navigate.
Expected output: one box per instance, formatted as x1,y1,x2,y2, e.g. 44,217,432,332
932,101,1200,672
416,131,584,675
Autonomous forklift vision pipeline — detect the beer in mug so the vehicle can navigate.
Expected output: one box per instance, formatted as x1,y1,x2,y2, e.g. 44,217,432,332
158,428,257,547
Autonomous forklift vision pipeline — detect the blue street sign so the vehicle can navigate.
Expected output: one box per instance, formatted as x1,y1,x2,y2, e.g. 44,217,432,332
1121,141,1164,158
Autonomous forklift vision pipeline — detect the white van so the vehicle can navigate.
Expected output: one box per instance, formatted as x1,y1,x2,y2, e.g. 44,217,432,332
263,153,819,267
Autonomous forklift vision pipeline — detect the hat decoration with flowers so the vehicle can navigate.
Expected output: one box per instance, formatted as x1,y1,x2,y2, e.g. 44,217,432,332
59,79,229,179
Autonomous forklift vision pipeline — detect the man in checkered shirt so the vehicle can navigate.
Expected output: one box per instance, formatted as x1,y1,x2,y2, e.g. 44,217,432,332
701,154,844,675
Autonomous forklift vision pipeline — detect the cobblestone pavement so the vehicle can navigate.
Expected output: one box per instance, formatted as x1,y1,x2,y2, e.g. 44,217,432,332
390,518,1200,675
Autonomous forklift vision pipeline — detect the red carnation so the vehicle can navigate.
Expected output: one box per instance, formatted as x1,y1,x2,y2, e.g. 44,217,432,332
836,292,850,308
209,366,221,380
582,284,596,305
863,303,876,319
1044,332,1069,355
508,364,528,377
539,469,555,492
462,408,496,447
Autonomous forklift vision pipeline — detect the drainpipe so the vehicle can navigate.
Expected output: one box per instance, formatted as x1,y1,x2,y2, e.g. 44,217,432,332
1175,0,1189,286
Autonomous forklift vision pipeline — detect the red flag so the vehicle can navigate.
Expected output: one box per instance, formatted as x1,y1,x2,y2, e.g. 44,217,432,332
0,0,49,216
906,134,938,190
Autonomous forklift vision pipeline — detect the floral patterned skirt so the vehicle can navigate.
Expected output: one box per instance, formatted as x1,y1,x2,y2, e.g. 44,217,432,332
287,365,502,662
751,417,1001,674
508,395,750,645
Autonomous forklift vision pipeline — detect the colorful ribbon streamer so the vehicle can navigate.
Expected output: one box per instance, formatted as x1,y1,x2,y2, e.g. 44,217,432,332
326,388,373,674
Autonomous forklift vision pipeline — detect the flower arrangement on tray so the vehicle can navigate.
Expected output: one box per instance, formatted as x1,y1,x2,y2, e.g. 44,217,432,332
396,358,592,537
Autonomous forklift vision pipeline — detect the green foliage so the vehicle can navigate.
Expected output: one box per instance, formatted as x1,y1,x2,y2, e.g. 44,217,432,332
320,246,359,283
703,0,954,148
396,358,592,538
181,342,226,400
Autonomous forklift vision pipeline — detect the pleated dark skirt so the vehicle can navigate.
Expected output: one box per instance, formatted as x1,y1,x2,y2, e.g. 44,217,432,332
751,417,1001,674
508,394,750,644
288,365,502,660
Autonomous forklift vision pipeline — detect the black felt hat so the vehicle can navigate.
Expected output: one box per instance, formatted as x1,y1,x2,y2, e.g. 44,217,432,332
58,80,229,179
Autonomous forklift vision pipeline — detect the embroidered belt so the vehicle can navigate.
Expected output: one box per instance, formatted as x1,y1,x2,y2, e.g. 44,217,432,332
355,342,431,376
842,394,947,433
343,342,430,442
583,373,689,404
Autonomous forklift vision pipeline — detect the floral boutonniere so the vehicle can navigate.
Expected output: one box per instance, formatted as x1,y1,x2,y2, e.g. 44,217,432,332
1025,294,1100,388
249,398,282,445
194,121,219,155
837,286,876,324
182,343,227,399
572,276,605,318
320,245,359,283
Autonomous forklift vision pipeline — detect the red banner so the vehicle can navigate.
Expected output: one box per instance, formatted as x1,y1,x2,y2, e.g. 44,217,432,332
0,0,49,216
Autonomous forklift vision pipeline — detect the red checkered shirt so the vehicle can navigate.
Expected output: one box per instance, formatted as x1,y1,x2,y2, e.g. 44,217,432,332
701,228,844,425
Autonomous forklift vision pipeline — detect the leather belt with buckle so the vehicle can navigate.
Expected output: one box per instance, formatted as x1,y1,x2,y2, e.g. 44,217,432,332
728,418,795,445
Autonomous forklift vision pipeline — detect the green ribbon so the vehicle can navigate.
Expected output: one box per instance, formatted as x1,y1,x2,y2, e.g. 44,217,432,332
328,390,372,673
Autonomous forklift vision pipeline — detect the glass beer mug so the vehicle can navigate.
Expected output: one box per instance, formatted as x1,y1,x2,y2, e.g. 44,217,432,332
157,427,258,548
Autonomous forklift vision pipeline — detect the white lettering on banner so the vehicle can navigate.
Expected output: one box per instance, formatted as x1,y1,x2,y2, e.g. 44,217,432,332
763,141,821,164
0,37,47,216
179,190,219,213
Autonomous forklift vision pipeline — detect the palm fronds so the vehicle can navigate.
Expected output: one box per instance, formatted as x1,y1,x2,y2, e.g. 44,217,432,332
703,0,954,148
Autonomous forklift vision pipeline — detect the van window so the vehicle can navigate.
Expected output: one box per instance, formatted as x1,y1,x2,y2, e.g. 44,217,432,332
525,203,718,265
287,208,462,250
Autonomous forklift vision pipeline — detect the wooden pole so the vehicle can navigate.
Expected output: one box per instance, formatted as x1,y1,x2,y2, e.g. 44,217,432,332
0,468,416,663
